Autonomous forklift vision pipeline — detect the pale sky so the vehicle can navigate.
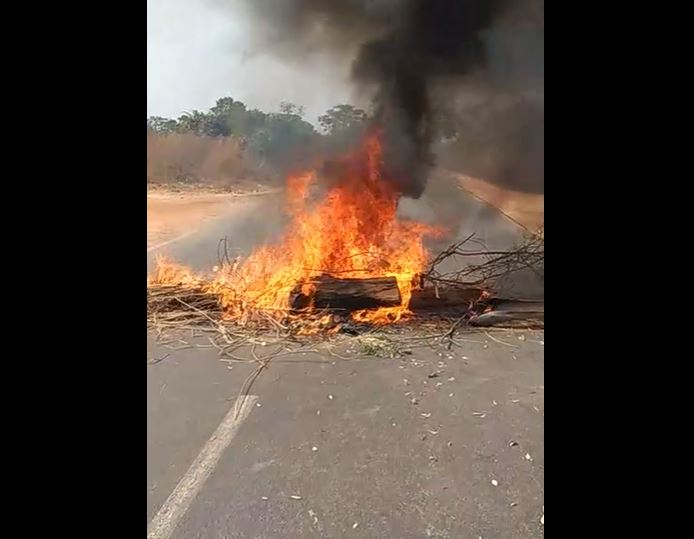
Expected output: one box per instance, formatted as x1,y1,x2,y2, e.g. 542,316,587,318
147,0,358,124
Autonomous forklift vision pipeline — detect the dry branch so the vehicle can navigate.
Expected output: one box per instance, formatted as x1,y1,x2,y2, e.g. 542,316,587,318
423,226,544,290
147,284,222,327
147,226,545,342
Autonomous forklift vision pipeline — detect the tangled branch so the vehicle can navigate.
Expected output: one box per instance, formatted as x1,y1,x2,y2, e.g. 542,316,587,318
423,226,544,289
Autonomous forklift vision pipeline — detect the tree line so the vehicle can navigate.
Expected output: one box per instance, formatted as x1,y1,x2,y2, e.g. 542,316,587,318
147,98,370,171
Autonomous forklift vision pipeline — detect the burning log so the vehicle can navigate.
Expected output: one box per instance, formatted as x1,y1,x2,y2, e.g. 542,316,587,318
290,275,401,311
409,285,486,312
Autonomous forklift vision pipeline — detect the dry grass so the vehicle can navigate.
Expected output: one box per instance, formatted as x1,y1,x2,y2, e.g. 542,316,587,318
147,132,263,187
147,132,282,248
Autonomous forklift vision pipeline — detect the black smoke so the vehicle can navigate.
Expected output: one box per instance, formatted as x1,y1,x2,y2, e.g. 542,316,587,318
236,0,543,197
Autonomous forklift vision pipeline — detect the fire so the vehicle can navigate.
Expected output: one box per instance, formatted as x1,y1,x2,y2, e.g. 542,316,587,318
152,130,441,326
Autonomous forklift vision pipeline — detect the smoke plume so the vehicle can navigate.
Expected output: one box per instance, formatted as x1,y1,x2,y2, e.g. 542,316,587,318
234,0,544,197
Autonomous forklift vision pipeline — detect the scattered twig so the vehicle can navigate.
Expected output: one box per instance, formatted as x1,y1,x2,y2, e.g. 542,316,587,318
147,353,170,365
484,331,518,348
444,315,468,350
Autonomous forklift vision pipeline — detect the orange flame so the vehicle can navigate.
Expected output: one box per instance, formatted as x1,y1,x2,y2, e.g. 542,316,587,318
153,131,441,325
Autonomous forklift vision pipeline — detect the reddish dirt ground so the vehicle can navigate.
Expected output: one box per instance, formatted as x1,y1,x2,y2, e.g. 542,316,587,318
453,174,544,232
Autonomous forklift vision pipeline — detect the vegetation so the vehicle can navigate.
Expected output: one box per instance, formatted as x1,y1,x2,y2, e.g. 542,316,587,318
147,97,371,185
146,95,482,188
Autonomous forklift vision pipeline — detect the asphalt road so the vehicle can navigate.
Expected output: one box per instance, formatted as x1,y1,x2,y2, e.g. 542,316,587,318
147,185,544,538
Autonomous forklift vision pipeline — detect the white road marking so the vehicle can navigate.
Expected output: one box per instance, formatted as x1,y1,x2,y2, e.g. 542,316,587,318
147,395,258,539
147,230,197,253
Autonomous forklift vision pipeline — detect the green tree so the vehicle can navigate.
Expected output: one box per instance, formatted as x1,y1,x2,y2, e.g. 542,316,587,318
176,110,207,134
249,113,317,169
148,96,326,173
318,104,368,135
147,116,177,134
206,97,254,137
279,101,305,117
210,97,246,116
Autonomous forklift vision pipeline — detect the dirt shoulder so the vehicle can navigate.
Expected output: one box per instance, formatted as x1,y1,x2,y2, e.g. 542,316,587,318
452,173,544,232
147,185,279,250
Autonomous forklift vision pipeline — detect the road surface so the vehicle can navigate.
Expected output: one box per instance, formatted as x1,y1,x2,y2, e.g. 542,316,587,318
147,185,544,538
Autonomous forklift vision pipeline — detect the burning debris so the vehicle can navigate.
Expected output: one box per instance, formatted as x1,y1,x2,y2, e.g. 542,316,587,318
150,131,439,329
148,131,543,346
148,1,543,346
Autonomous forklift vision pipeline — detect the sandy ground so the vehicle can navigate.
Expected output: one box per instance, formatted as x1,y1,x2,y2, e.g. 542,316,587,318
452,173,544,232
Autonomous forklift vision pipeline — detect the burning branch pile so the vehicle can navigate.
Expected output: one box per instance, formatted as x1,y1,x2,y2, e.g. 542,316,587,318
148,132,543,344
147,284,222,328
